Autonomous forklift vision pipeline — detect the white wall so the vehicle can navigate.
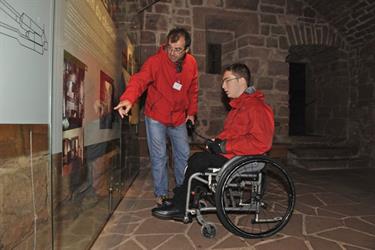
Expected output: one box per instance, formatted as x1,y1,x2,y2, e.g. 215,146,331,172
52,0,122,153
0,0,53,123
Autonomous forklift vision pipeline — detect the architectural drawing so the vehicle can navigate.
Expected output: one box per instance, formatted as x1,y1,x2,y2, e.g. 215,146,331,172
0,0,48,55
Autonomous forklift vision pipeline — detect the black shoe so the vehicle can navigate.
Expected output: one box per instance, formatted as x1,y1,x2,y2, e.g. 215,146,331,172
172,212,192,224
152,205,183,220
160,198,173,207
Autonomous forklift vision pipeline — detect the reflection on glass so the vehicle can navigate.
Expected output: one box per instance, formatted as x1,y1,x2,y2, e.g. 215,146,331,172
53,118,140,249
53,140,119,249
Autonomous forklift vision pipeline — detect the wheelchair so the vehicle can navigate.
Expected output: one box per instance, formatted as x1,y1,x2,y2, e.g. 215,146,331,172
182,155,296,239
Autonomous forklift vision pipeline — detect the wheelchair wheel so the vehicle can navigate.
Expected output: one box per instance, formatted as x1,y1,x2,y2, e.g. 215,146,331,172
201,223,216,238
215,156,295,238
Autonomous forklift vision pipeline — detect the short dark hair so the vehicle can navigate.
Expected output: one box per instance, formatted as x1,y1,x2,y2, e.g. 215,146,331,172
223,63,252,86
167,27,191,49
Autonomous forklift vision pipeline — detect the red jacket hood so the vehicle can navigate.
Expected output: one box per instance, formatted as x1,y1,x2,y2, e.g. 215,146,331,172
229,90,265,109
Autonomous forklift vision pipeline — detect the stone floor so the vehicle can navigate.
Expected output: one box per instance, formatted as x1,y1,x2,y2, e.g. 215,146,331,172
91,163,375,250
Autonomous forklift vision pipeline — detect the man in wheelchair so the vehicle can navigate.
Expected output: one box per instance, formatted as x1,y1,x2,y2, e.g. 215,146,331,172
152,63,275,222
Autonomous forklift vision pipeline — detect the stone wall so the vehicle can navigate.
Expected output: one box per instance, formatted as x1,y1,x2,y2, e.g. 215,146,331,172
348,40,375,167
306,47,349,138
0,125,51,249
115,0,349,143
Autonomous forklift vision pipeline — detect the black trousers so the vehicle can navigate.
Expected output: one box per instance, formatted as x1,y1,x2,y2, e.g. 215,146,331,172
172,151,228,210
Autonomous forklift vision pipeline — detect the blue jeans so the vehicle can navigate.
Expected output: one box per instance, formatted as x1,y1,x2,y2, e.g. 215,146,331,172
145,116,190,197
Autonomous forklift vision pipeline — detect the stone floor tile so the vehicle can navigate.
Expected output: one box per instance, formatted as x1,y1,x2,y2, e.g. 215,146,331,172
316,193,360,206
280,213,304,237
324,204,375,216
241,232,284,245
316,208,346,218
110,213,144,225
138,190,157,199
306,236,342,250
212,235,251,249
294,183,325,195
318,228,375,249
156,234,195,250
134,218,188,235
106,222,139,235
343,245,371,250
114,239,144,250
344,217,375,235
305,216,343,234
131,208,154,219
297,193,326,207
135,235,172,249
91,234,127,250
362,215,375,225
122,188,144,198
129,199,155,211
294,202,317,215
115,198,137,211
254,237,309,250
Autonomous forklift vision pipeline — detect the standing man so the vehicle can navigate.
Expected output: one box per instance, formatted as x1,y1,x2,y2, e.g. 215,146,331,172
114,28,198,206
151,63,274,220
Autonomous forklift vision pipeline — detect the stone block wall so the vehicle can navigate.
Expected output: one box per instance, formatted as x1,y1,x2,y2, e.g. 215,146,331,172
115,0,349,143
305,47,350,138
348,40,375,167
0,125,51,249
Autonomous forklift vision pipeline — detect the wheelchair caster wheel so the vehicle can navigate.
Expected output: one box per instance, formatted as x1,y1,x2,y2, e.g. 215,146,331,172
201,223,216,238
183,216,192,224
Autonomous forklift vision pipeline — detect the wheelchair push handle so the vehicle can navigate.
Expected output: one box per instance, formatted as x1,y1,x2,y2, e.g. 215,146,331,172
186,120,210,141
186,119,195,131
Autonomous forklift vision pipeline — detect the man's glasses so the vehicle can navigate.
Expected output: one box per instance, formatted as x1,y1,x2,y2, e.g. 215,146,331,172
222,77,241,84
166,45,186,55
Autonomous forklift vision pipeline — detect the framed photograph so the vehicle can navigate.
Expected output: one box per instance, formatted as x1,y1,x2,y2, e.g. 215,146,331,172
99,71,114,129
63,51,86,131
62,128,84,178
127,39,135,74
122,43,128,70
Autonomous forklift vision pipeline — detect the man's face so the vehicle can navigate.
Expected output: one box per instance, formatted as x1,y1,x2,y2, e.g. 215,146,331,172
166,36,187,63
222,71,244,98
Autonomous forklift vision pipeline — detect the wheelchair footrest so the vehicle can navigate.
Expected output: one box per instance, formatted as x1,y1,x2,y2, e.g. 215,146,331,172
252,216,283,224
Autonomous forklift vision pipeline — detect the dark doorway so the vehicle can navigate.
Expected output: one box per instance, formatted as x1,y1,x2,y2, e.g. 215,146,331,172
206,43,221,74
289,63,306,135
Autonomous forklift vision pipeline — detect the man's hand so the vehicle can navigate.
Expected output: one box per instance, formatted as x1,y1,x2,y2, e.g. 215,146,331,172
206,138,226,154
114,100,132,118
186,115,195,125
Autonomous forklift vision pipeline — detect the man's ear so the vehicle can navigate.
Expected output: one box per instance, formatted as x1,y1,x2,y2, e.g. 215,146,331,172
185,47,190,53
239,77,248,87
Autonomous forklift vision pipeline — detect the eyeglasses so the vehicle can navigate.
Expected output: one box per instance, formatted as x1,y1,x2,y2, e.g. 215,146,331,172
166,45,186,55
222,77,241,84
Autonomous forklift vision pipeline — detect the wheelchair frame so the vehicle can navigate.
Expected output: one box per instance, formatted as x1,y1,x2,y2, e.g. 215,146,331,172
182,155,296,239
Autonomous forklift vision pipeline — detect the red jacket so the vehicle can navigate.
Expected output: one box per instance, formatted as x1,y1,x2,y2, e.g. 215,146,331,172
217,90,274,159
120,46,198,126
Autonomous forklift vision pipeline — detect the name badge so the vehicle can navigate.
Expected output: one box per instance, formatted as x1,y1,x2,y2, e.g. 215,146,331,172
172,81,182,91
